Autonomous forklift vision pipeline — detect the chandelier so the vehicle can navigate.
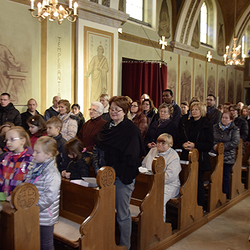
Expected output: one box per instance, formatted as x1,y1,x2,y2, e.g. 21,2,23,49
223,0,245,65
29,0,78,24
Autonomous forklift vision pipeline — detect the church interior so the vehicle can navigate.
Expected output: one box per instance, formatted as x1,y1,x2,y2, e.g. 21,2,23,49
1,0,250,249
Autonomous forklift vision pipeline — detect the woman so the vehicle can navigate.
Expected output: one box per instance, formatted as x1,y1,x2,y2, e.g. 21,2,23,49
178,102,213,208
241,105,248,119
213,112,240,198
95,96,144,250
100,93,110,122
78,101,106,152
144,103,178,153
71,104,85,134
130,100,149,139
141,133,181,222
58,99,78,141
142,98,157,123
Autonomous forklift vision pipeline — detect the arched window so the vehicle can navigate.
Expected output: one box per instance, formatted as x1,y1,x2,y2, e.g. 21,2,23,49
200,2,208,44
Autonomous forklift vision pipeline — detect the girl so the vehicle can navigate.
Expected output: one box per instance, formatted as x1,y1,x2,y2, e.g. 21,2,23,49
0,126,33,197
27,115,47,148
61,138,90,179
25,136,61,250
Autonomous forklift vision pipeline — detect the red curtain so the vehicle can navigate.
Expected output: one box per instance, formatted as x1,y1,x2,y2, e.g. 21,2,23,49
122,61,167,108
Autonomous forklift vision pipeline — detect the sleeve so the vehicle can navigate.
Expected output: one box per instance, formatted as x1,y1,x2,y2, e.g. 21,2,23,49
223,128,240,151
195,123,214,152
64,119,78,141
70,159,89,179
164,152,181,184
44,110,50,121
14,112,22,126
38,169,61,212
240,119,248,142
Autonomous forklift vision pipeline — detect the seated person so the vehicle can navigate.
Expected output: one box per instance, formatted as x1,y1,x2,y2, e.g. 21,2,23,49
141,133,181,222
71,104,85,134
61,138,91,180
78,101,106,152
46,116,70,172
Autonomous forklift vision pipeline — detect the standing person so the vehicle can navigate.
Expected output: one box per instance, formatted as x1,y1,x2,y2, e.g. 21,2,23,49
178,102,213,208
130,100,149,139
180,101,189,116
142,98,158,124
241,105,248,119
0,126,33,197
58,99,78,141
206,94,222,125
25,136,61,250
44,96,61,121
71,104,85,134
100,93,111,122
0,93,21,126
162,89,181,127
213,112,240,198
95,96,144,250
21,98,43,131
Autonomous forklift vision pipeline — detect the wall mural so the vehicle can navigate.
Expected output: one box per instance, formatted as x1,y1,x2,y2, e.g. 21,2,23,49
228,69,235,104
180,56,192,103
218,66,226,105
207,64,216,97
158,0,171,38
217,23,224,56
194,60,205,102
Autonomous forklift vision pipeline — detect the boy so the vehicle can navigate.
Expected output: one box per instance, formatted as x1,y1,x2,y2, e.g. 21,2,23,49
46,116,70,172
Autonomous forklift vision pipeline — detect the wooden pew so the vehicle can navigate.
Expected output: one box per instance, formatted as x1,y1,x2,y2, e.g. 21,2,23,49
207,143,227,212
54,166,125,250
130,156,172,250
230,139,245,199
242,144,250,189
0,183,40,250
166,149,203,230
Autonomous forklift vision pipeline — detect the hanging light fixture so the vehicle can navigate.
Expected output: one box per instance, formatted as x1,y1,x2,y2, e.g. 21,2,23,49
29,0,78,24
223,0,245,65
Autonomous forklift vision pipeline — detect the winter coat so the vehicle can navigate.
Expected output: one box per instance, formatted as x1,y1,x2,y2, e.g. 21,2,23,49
0,103,21,126
26,157,61,226
213,122,240,164
44,106,59,121
234,116,248,142
59,112,78,141
132,111,149,139
178,117,214,171
206,106,222,125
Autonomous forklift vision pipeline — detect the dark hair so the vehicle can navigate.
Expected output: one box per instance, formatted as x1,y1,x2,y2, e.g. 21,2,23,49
163,89,173,96
1,93,10,99
229,104,240,115
207,94,216,100
109,96,130,116
142,98,155,110
71,104,80,110
222,111,234,121
181,101,188,106
27,115,47,136
64,138,84,161
0,122,15,134
132,100,142,113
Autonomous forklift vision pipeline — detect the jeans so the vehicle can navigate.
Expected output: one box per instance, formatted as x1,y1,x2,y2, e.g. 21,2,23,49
223,163,233,199
115,177,135,250
40,225,54,250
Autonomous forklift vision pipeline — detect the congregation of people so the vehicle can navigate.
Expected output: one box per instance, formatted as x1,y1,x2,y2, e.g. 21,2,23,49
0,90,248,250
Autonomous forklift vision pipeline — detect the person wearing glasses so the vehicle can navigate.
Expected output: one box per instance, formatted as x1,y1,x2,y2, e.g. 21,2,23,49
206,94,221,125
130,100,149,139
78,101,106,152
94,96,145,250
144,103,178,153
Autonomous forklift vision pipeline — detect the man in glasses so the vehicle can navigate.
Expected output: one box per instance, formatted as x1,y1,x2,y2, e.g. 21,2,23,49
206,94,221,125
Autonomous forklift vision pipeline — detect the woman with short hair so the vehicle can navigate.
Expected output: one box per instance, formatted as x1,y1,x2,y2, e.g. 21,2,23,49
58,99,78,141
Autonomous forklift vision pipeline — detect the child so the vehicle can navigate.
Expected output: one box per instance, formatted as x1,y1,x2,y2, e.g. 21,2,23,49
0,126,33,197
0,122,14,156
141,133,181,222
62,138,90,179
46,116,70,172
27,115,47,148
25,136,61,250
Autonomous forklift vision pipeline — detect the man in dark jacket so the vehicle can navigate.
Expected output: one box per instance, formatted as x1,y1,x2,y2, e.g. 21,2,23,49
21,98,43,131
0,93,21,126
206,94,221,125
44,96,61,121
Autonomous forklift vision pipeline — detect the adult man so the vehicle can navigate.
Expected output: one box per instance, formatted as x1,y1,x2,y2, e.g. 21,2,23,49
162,89,181,127
206,94,221,125
0,93,21,126
44,96,61,121
21,98,43,131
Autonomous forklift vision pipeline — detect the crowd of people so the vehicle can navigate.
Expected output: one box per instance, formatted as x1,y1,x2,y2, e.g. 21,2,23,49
0,90,247,250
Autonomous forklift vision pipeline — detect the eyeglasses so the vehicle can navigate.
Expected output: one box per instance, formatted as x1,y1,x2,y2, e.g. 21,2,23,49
130,105,138,107
89,108,98,113
109,108,123,113
4,138,21,143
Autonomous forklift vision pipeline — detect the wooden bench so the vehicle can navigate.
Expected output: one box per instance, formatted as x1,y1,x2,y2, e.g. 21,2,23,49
166,149,203,230
130,156,172,250
207,143,227,212
54,166,126,250
230,139,245,199
242,144,250,189
0,183,40,250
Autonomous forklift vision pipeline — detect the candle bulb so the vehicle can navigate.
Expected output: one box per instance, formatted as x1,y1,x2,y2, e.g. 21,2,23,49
69,0,72,9
74,2,78,15
38,2,42,15
30,0,34,9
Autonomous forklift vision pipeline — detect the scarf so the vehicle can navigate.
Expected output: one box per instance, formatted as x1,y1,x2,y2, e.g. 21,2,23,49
219,122,231,131
158,118,169,127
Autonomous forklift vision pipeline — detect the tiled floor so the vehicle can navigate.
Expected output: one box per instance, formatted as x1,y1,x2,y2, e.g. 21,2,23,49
167,195,250,250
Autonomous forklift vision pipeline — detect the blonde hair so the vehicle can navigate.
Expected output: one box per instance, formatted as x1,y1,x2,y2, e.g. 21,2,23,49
35,136,58,157
7,126,31,148
58,99,71,113
157,133,173,147
190,102,207,117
